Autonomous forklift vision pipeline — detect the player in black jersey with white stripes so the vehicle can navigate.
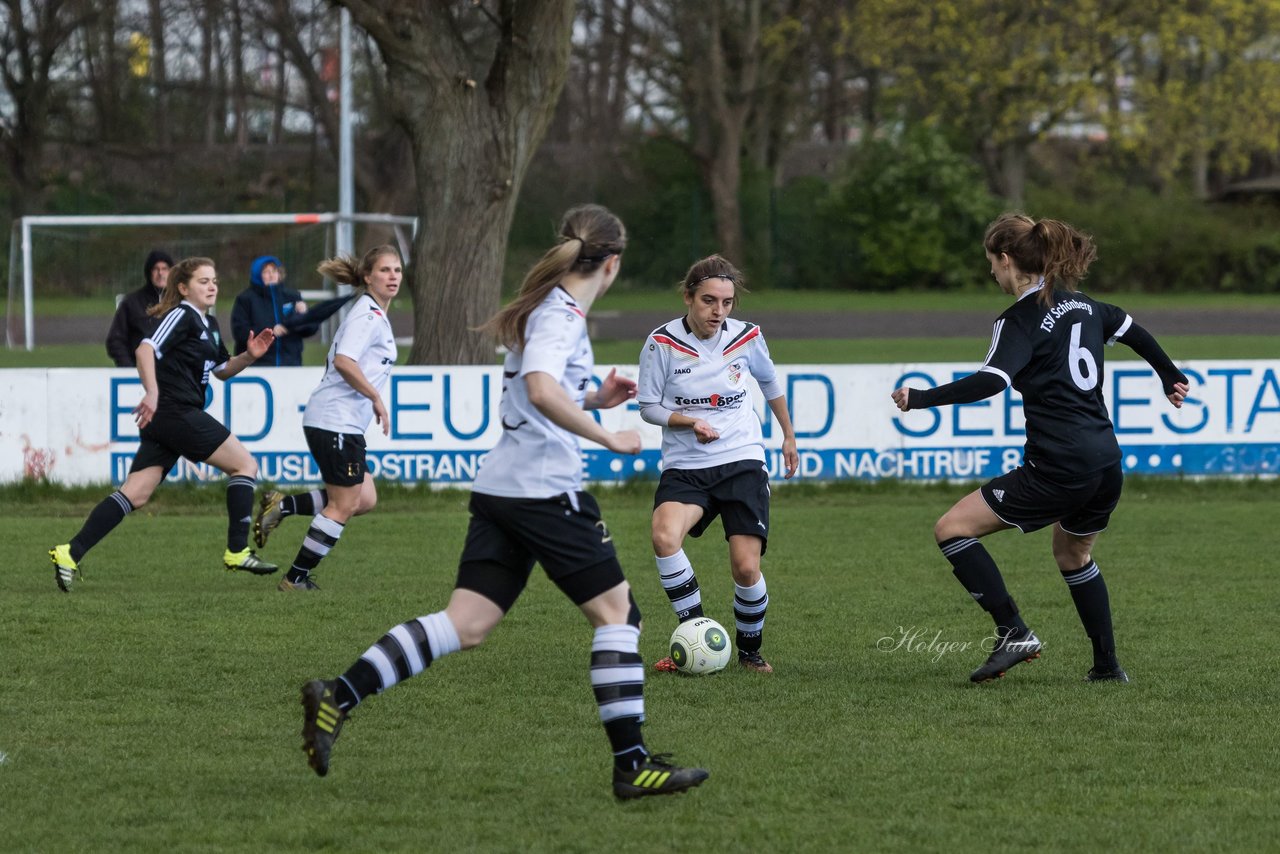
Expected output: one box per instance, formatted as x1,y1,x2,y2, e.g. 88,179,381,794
892,214,1189,684
297,205,709,799
49,258,279,591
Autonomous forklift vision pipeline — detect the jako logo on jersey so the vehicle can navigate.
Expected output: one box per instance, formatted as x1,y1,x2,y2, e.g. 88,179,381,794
673,389,748,408
993,489,1005,502
577,378,590,390
674,367,692,374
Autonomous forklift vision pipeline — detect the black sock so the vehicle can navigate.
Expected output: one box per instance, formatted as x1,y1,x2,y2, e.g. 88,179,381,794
226,476,256,552
70,491,134,561
938,537,1028,638
1061,561,1117,668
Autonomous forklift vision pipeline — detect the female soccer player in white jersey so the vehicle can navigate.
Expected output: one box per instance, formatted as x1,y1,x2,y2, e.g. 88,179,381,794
252,246,401,591
892,214,1190,684
638,255,799,674
296,205,709,799
49,257,279,591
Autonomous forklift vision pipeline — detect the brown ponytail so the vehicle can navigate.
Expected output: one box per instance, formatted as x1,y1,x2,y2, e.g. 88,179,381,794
317,244,401,296
983,213,1097,308
478,204,626,351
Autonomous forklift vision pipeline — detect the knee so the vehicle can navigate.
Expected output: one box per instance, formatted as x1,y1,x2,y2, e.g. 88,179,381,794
730,562,760,587
235,458,259,479
123,490,149,510
358,492,377,516
450,616,493,650
651,526,683,557
933,515,957,544
1053,543,1090,572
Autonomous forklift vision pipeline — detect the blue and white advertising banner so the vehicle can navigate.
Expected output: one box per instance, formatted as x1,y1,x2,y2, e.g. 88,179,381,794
1,361,1276,485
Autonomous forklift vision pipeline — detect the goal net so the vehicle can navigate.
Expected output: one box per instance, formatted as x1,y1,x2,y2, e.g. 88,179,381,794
7,213,416,351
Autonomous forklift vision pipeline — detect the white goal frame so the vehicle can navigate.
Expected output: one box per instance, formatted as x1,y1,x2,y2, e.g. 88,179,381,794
8,212,418,350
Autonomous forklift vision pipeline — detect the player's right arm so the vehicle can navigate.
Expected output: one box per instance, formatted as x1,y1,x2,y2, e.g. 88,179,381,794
133,341,160,428
636,331,718,442
892,318,1026,412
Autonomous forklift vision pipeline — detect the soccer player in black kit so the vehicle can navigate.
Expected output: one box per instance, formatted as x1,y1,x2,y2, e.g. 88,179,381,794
49,257,279,591
892,214,1189,684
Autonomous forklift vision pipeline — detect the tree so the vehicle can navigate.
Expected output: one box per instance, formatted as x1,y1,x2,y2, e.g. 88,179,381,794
335,0,575,365
1112,1,1280,197
0,0,96,218
853,0,1134,204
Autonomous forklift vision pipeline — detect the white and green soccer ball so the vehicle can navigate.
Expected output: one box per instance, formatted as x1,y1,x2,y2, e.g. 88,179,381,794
669,617,732,675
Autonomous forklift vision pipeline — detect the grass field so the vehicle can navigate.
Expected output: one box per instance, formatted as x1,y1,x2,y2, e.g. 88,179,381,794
3,479,1277,852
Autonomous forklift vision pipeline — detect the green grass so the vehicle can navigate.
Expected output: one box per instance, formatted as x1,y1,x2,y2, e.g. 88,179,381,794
3,479,1277,852
1,334,1273,369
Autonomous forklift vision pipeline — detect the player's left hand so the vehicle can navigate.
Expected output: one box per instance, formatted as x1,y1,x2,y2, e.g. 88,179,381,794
373,396,389,436
1167,381,1189,409
246,327,276,359
782,436,799,479
595,368,638,409
891,387,912,412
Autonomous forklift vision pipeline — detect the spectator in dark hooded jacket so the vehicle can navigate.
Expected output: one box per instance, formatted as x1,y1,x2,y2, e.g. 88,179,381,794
231,255,319,366
106,250,174,367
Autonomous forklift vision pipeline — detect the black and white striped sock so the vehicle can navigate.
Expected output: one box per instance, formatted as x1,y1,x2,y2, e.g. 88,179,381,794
70,491,134,561
283,489,327,518
335,611,462,711
656,549,703,622
226,476,256,552
288,513,344,582
591,624,648,770
734,575,768,654
1062,561,1117,668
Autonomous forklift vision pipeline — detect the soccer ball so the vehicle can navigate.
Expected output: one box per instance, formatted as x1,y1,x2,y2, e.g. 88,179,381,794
669,617,732,675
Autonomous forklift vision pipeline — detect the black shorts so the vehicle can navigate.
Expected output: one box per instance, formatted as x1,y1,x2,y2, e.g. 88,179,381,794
305,427,367,487
981,461,1124,535
131,408,231,474
654,459,771,554
456,491,626,612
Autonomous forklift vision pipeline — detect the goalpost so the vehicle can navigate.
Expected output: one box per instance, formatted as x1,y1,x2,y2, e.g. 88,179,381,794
7,212,418,350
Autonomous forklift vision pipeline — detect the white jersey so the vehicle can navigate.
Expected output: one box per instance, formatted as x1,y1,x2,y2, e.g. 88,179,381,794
473,287,594,499
303,294,397,434
637,316,784,471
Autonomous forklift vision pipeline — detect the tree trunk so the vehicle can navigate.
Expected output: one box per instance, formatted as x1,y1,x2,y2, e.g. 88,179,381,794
705,128,746,267
338,0,576,365
148,0,169,147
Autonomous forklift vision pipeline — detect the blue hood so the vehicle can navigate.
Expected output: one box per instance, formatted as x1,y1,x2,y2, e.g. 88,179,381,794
250,255,284,287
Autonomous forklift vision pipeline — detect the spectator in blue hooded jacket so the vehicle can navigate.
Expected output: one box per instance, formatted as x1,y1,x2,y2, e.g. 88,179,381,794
231,255,321,366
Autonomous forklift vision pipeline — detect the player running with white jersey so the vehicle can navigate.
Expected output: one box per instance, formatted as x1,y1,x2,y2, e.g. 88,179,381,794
253,246,401,591
638,255,798,674
295,205,709,800
893,214,1189,685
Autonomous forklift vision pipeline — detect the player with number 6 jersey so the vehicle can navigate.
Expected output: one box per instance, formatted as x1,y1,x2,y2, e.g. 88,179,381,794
892,213,1189,685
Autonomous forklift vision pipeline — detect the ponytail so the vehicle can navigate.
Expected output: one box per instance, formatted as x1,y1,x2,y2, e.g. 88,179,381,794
478,204,626,351
984,213,1097,308
317,244,401,297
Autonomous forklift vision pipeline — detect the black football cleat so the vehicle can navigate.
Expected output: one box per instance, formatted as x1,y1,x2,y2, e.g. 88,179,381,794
1085,665,1130,683
970,630,1042,683
613,754,709,800
300,679,347,776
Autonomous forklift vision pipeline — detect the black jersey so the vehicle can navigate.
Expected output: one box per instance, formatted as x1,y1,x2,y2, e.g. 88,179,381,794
978,287,1131,480
143,302,231,412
